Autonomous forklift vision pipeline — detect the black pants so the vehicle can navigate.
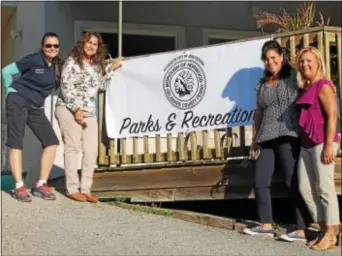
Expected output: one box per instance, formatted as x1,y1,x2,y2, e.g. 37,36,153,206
254,136,311,230
6,93,59,149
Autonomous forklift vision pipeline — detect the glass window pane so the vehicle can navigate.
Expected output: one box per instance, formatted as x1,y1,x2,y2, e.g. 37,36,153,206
208,38,236,45
101,33,176,57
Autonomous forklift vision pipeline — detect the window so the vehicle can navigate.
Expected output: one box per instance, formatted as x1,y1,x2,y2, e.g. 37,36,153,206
74,20,186,50
202,28,262,46
101,33,176,58
208,38,236,45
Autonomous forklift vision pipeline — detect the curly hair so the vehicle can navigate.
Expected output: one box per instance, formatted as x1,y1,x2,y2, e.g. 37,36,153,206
67,31,108,75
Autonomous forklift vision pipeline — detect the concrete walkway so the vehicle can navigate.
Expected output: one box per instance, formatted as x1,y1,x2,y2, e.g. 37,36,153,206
1,191,340,256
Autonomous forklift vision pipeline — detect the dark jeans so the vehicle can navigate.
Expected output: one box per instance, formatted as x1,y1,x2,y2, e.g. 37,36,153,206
254,136,311,230
6,92,59,149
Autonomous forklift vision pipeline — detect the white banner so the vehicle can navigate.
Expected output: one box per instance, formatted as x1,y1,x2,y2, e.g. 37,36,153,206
105,38,270,138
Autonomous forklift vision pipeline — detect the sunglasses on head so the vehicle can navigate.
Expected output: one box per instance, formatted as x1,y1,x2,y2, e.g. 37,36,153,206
44,44,60,49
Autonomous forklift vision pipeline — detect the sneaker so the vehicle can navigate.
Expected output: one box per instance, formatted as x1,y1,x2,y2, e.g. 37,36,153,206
243,226,275,237
31,184,56,200
11,186,32,202
280,231,307,242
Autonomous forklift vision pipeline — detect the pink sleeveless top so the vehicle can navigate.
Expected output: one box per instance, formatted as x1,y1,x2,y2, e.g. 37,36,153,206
296,78,339,148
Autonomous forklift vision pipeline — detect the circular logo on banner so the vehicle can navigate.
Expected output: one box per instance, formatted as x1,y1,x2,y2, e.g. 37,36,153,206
163,54,207,110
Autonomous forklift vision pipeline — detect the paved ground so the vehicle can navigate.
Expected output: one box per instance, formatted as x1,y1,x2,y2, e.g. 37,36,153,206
1,190,340,256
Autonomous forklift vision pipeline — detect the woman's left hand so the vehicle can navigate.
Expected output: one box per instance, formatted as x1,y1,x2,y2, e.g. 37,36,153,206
109,56,124,71
322,144,334,164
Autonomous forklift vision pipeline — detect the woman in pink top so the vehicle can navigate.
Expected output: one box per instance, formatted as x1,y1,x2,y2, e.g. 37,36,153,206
296,46,340,250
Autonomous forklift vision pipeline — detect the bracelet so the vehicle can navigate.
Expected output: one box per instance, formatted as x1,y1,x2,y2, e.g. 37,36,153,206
73,107,80,114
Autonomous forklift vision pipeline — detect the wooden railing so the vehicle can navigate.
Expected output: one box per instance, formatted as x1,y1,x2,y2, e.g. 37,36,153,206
97,26,342,168
276,26,342,153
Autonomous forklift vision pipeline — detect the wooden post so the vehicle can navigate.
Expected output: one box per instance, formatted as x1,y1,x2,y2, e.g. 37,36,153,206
303,33,310,48
120,138,127,164
336,31,342,152
190,132,197,161
177,133,185,161
289,36,296,64
155,135,162,162
109,139,117,165
97,93,109,165
324,32,331,79
214,130,222,159
202,131,209,159
133,137,139,163
167,134,173,162
143,136,150,163
317,31,324,56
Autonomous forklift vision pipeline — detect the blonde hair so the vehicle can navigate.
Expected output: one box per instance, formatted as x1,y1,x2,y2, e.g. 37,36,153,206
296,46,326,89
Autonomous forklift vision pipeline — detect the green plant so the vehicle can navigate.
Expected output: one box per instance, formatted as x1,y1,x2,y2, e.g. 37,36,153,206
255,1,330,33
132,204,173,217
109,201,174,217
316,12,330,27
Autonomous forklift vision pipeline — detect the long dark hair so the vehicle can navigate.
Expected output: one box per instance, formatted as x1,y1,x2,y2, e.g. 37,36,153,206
67,31,107,75
260,40,293,82
41,32,63,87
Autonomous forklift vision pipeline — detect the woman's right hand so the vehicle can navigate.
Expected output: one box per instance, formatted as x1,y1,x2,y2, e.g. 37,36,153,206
322,144,334,164
74,110,84,125
249,141,259,160
109,56,124,72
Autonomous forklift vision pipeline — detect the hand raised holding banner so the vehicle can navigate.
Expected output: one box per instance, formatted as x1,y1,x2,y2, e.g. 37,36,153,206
109,56,124,71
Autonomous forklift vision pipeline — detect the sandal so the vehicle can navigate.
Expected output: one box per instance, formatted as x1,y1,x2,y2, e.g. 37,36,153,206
311,232,337,251
306,231,323,246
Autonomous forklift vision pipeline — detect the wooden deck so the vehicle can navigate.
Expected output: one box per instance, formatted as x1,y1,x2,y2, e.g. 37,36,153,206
50,157,341,202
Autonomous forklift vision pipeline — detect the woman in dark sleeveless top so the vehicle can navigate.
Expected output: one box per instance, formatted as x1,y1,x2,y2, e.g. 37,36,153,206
243,40,311,243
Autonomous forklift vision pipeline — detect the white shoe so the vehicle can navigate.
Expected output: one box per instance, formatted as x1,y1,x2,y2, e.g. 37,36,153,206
243,226,275,237
279,231,307,242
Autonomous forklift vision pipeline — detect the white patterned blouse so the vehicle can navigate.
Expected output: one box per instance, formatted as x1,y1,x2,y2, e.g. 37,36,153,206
56,56,114,116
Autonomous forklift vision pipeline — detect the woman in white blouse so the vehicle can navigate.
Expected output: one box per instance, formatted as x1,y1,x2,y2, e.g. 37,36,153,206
55,32,123,202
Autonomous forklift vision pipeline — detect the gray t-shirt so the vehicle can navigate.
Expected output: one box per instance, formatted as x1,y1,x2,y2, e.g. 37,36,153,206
255,72,300,143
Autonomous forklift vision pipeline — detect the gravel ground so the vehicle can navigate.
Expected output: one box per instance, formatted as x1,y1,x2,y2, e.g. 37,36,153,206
1,190,340,256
